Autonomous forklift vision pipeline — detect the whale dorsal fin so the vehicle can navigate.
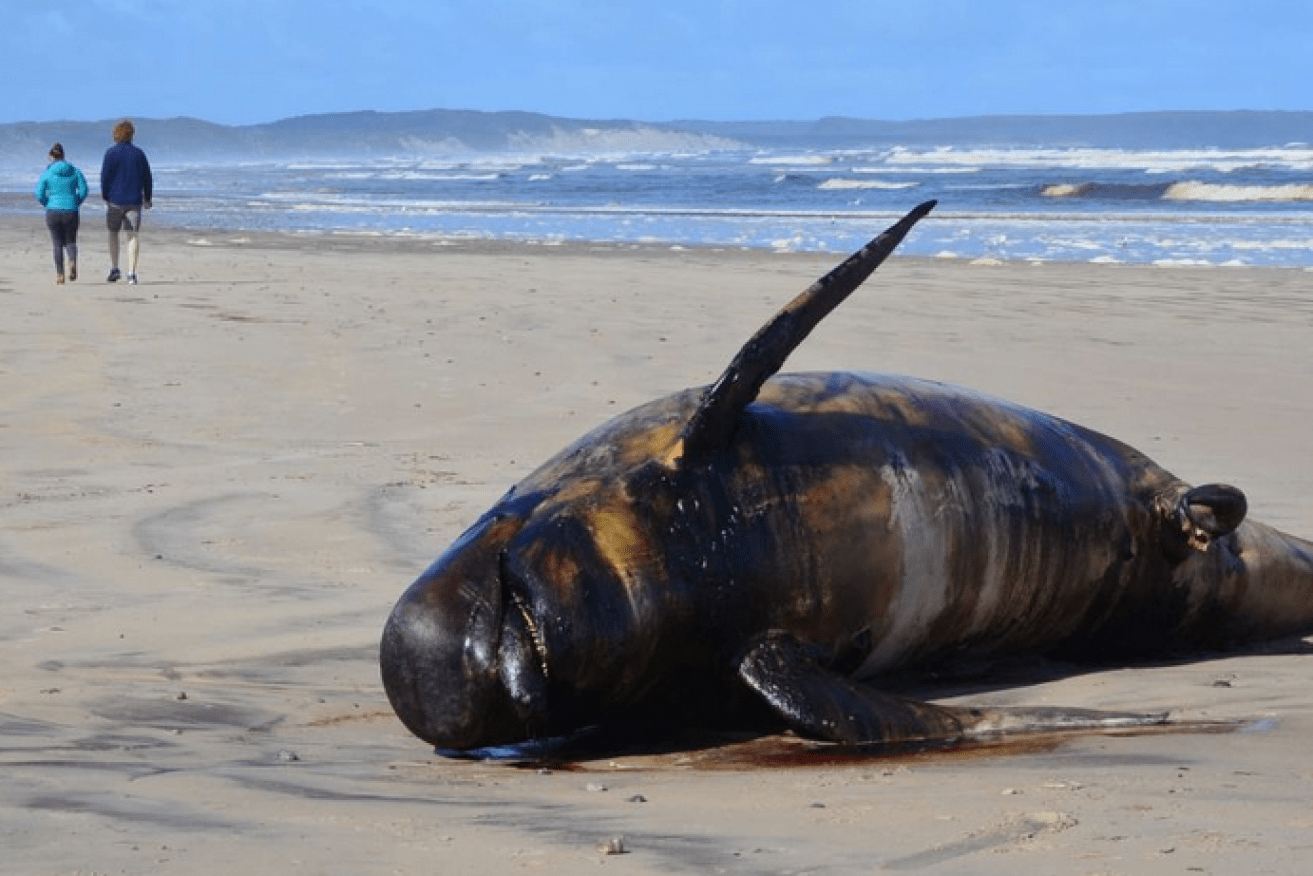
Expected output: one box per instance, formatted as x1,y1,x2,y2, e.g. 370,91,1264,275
671,200,936,467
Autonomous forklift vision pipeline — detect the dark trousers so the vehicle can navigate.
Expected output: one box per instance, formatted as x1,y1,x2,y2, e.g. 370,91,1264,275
45,209,80,274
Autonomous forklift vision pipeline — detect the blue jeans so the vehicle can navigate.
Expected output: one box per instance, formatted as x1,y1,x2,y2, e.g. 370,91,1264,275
45,209,79,274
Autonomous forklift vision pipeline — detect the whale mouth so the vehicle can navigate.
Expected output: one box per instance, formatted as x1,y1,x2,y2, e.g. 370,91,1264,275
498,547,555,681
506,581,551,681
493,551,554,738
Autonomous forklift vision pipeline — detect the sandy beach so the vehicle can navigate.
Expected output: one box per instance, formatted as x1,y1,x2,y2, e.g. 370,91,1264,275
4,213,1313,874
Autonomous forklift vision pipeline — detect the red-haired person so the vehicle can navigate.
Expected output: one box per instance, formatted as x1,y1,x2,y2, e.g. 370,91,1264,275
100,119,153,285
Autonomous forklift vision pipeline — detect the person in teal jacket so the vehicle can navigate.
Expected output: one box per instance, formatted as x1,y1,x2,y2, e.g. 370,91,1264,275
35,143,89,284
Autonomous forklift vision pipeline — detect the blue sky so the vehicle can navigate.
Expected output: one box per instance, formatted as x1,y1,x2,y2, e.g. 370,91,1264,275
4,0,1311,125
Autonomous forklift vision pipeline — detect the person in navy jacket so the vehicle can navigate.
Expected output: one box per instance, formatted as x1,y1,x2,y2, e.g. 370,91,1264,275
35,142,89,284
100,119,153,285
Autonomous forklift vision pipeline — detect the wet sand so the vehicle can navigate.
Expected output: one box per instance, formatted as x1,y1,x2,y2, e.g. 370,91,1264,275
4,215,1313,874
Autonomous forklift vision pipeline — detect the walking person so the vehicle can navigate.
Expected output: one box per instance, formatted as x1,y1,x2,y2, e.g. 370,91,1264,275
100,119,153,284
34,143,89,285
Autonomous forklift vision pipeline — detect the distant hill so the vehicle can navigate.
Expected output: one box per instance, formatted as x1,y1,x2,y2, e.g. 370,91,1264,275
2,109,1310,168
679,111,1313,150
0,109,739,167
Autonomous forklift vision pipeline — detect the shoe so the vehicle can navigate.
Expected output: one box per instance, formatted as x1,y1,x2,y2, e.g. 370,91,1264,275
68,263,77,281
56,274,65,285
107,268,121,282
127,273,138,285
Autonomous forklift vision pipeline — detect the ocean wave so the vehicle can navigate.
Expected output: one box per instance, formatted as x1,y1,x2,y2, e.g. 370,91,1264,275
887,145,1313,174
377,171,503,182
1164,181,1313,202
1229,237,1313,250
285,162,365,170
750,154,834,167
818,178,919,191
1043,179,1313,203
854,165,982,175
1040,182,1172,200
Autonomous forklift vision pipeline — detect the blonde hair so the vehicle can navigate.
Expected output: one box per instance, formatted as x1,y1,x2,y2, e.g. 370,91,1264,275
112,120,135,143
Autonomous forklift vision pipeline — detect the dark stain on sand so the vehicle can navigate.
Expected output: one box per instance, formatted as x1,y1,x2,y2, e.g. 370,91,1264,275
484,718,1250,773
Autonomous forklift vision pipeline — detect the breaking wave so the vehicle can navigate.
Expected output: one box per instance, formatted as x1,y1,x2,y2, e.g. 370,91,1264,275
1042,180,1313,203
889,145,1313,174
818,178,919,191
1164,181,1313,203
1041,182,1171,200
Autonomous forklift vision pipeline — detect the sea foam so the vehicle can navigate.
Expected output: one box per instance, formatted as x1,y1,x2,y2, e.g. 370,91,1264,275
1164,181,1313,203
818,178,919,191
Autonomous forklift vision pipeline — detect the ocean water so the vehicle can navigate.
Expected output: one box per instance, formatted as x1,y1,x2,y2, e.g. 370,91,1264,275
7,142,1313,266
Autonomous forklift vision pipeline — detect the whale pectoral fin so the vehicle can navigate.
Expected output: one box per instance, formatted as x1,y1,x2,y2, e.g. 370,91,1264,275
1169,483,1248,552
736,632,965,745
1184,483,1247,537
737,632,1172,747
